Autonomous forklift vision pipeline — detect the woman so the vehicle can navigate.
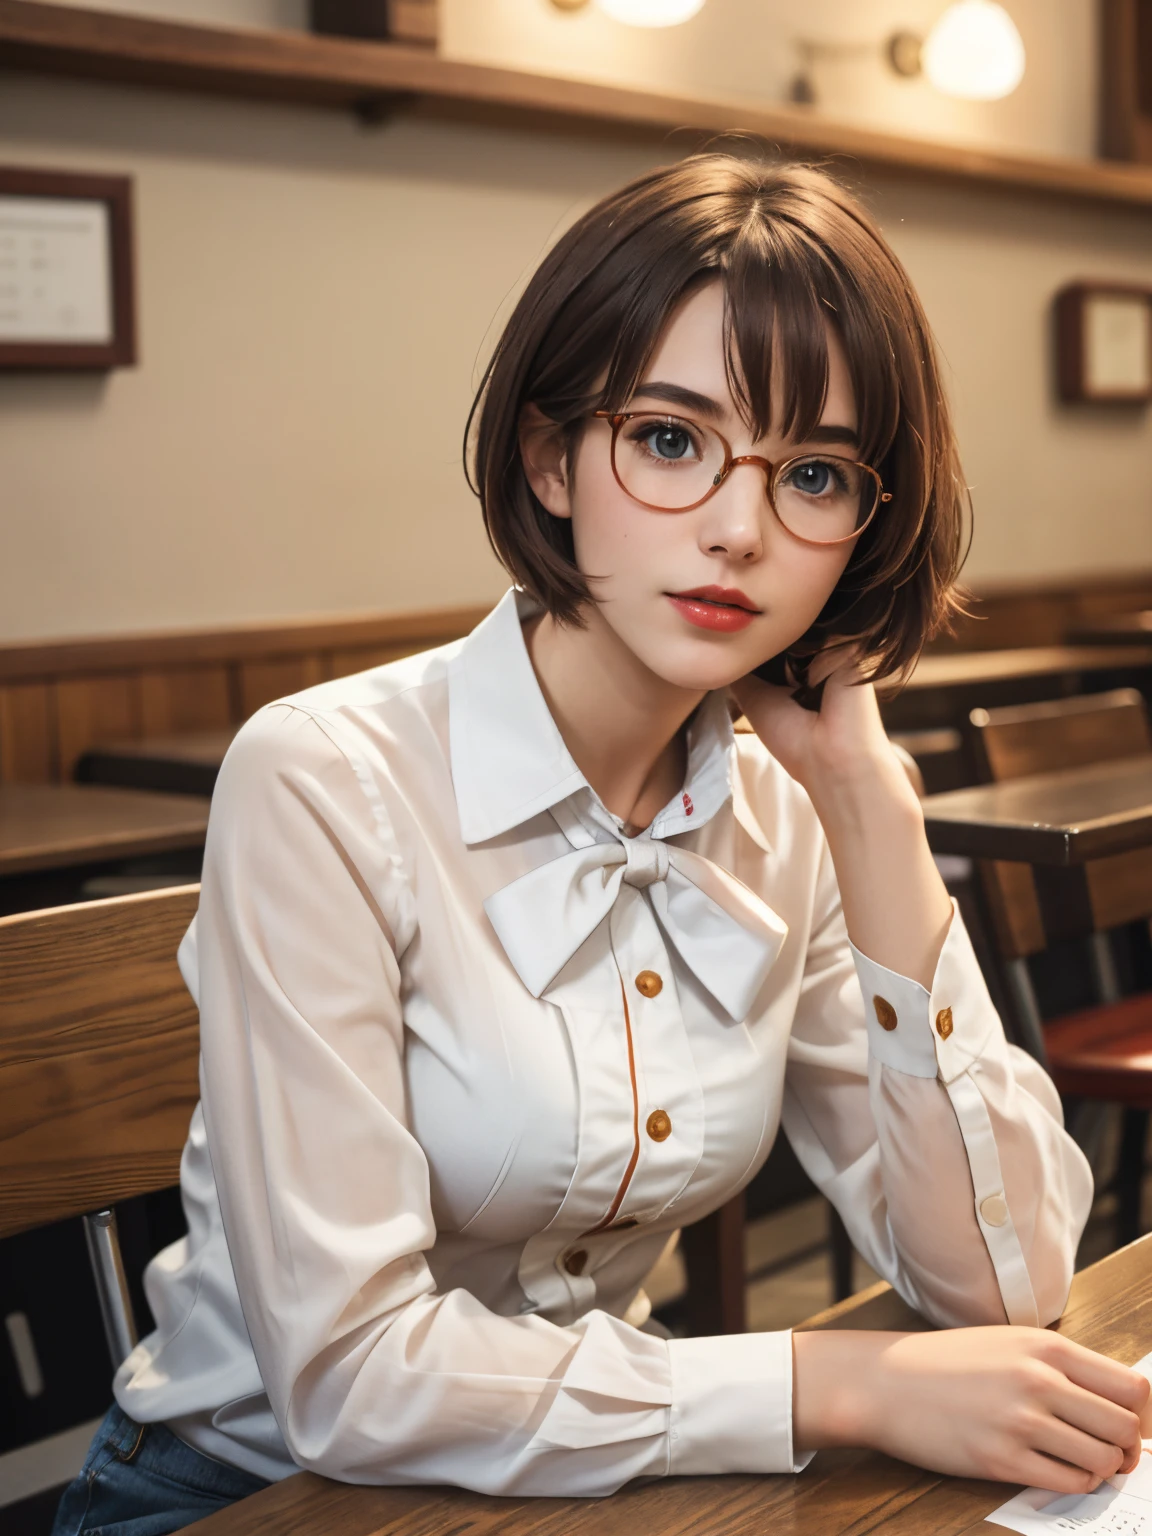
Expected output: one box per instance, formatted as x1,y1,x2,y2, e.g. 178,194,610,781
56,154,1148,1536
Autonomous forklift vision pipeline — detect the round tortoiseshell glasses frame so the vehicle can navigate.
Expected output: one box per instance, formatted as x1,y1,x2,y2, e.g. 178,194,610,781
592,410,893,547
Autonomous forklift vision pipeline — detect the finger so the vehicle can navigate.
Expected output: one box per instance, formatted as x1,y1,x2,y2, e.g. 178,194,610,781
1049,1340,1151,1414
1031,1417,1126,1482
1047,1377,1143,1453
1014,1451,1105,1497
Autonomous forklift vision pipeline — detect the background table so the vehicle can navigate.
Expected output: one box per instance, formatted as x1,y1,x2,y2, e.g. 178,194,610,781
922,756,1152,946
1067,612,1152,646
0,783,209,915
0,783,209,876
77,729,236,798
191,1234,1152,1536
880,644,1152,734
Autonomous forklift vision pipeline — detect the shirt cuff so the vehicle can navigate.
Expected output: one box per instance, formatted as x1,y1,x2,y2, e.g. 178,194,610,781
667,1330,812,1475
851,900,996,1084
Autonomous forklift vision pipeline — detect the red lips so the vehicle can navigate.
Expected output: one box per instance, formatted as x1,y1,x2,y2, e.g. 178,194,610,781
666,585,761,633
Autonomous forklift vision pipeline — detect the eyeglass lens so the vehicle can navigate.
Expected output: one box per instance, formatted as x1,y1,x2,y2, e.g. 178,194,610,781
612,414,878,544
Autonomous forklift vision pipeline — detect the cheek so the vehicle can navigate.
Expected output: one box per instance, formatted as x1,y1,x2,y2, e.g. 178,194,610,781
568,459,671,573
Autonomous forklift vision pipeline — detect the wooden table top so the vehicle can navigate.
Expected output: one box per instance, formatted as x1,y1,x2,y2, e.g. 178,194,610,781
0,783,210,876
1067,612,1152,646
904,643,1152,691
78,728,237,798
922,754,1152,864
191,1236,1152,1536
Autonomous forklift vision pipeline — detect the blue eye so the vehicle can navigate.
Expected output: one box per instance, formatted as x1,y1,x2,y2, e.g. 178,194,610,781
643,425,694,461
791,460,834,495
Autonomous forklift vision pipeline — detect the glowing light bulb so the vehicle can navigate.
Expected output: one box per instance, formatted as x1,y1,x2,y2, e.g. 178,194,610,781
921,0,1025,101
595,0,705,26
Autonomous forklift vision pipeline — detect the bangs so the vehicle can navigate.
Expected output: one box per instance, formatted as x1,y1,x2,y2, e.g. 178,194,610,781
722,222,898,469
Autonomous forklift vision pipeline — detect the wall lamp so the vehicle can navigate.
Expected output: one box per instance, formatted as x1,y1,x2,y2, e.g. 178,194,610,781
794,1,1026,106
549,0,705,26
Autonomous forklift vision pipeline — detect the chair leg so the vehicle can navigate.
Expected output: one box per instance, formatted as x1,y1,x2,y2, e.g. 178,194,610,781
829,1203,855,1302
83,1208,138,1371
678,1191,746,1336
1115,1108,1149,1249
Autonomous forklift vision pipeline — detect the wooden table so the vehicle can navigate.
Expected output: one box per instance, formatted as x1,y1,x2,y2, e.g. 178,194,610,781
1068,612,1152,646
77,729,236,797
191,1235,1152,1536
0,783,209,915
881,644,1152,732
922,755,1152,944
0,783,210,876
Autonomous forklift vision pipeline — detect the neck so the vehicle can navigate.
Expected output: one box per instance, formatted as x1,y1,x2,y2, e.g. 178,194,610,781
526,602,705,833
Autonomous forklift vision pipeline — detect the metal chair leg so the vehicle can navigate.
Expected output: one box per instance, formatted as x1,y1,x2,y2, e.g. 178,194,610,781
83,1208,138,1371
1116,1109,1149,1248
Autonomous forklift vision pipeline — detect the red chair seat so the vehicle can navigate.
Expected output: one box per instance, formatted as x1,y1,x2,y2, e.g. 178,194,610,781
1047,994,1152,1106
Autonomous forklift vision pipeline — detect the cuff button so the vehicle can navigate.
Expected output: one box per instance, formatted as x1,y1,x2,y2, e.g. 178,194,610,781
873,995,898,1031
936,1007,954,1041
980,1193,1008,1227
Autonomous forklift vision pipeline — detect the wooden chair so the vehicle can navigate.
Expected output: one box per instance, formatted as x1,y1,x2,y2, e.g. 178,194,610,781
968,689,1152,1241
0,885,201,1370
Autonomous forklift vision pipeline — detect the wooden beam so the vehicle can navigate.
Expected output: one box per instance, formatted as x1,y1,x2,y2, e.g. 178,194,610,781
4,1,1152,211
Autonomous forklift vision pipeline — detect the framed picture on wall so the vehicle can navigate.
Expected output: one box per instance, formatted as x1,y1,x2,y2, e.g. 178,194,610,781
1054,281,1152,404
0,166,136,370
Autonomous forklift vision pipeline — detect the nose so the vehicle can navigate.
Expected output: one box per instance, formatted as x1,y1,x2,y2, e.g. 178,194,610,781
697,460,768,564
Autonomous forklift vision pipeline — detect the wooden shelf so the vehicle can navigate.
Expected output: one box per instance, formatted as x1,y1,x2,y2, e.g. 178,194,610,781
3,0,1152,212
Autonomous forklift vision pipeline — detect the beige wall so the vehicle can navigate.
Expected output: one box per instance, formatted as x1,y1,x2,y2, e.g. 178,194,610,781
2,5,1151,641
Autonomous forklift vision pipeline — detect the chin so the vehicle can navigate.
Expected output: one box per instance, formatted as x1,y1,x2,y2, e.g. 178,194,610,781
636,636,764,694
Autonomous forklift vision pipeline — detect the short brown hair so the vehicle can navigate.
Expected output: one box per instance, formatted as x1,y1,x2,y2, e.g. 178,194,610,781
467,153,968,687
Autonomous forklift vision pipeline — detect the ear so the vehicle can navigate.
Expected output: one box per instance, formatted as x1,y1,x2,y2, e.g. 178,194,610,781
519,404,573,520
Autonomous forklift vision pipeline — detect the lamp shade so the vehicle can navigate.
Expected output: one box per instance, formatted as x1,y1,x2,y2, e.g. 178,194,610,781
921,0,1025,100
596,0,705,25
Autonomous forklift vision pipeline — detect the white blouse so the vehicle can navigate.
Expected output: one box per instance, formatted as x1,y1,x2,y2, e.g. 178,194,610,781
115,588,1092,1496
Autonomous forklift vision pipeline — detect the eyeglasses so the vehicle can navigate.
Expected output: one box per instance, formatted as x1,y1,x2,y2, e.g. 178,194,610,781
592,410,891,547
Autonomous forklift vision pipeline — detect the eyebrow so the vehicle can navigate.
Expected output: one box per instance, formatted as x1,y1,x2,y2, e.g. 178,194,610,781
631,384,861,451
629,381,726,418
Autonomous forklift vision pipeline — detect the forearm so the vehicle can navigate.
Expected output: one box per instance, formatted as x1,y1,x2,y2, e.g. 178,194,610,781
808,753,952,988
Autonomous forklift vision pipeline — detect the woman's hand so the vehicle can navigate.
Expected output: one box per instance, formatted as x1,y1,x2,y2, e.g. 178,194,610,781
731,654,952,987
793,1328,1150,1493
730,649,905,811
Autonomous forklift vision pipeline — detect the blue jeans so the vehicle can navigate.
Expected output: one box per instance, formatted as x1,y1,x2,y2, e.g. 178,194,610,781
52,1404,270,1536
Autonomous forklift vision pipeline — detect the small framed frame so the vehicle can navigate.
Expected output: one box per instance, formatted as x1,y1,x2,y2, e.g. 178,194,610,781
0,166,136,370
1054,281,1152,404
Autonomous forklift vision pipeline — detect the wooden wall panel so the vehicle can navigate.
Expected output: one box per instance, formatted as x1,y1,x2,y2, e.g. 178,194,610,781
238,654,324,719
55,674,142,780
0,682,57,783
140,665,234,735
324,643,437,680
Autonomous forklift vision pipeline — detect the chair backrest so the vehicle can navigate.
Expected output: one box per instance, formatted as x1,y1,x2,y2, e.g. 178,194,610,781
968,691,1152,962
970,688,1152,784
0,884,200,1240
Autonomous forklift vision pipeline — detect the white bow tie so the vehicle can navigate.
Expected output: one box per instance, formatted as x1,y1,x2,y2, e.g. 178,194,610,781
484,832,787,1021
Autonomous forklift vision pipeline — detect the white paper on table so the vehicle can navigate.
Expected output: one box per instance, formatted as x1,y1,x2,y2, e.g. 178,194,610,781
988,1350,1152,1534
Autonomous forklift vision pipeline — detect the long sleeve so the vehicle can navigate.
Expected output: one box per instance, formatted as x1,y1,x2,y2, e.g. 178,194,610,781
780,840,1093,1329
187,704,799,1495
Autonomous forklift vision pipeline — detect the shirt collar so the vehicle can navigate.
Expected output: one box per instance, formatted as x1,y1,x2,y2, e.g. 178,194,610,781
448,588,736,846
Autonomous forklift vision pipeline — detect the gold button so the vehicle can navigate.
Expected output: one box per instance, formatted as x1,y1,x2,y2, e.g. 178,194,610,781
646,1109,672,1142
873,995,898,1032
635,970,663,998
936,1007,954,1041
563,1249,588,1276
980,1194,1008,1228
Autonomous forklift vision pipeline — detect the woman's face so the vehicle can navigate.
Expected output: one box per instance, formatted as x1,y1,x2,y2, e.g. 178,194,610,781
528,279,865,694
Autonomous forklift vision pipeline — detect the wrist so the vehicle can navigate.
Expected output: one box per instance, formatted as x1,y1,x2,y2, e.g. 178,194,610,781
807,753,923,840
792,1330,894,1452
